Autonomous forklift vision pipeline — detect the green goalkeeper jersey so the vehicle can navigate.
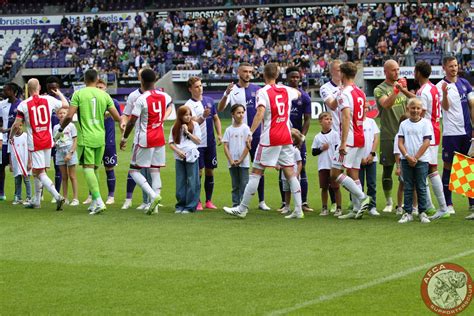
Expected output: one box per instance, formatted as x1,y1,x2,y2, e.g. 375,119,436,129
374,81,407,141
70,87,114,148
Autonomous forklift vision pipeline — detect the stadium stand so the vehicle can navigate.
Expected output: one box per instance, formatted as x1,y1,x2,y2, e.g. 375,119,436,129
1,2,472,86
0,29,38,83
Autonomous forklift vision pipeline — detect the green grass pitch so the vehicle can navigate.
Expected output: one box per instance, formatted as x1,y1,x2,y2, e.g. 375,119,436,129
1,119,473,315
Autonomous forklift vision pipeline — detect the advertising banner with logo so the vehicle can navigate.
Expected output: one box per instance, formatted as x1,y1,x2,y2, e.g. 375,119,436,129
171,70,203,82
0,12,144,29
363,66,444,80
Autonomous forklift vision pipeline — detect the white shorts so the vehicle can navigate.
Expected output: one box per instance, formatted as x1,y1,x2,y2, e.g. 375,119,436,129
131,144,166,168
332,146,365,170
32,149,52,169
253,144,294,169
428,145,439,166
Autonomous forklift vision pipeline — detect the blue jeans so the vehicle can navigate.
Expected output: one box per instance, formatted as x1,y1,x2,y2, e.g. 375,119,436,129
229,167,249,206
401,160,429,214
175,159,200,211
359,162,377,208
14,175,32,200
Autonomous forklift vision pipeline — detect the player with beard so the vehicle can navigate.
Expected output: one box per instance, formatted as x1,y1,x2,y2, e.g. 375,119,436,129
374,60,409,214
224,63,303,219
218,62,271,211
435,57,474,219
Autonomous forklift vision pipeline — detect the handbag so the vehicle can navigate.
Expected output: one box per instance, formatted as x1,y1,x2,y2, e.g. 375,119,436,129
185,147,199,163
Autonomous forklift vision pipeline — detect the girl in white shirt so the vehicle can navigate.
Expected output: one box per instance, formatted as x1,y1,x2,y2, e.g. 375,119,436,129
53,108,79,206
169,106,201,213
10,122,32,204
223,104,251,207
397,98,432,224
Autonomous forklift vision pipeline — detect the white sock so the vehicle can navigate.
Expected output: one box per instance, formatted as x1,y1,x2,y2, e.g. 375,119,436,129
96,196,105,206
429,172,447,211
386,197,393,206
240,173,261,211
337,174,365,200
426,181,434,209
39,173,60,200
150,168,162,196
130,169,157,200
288,176,302,213
34,176,42,204
355,179,363,193
351,193,361,211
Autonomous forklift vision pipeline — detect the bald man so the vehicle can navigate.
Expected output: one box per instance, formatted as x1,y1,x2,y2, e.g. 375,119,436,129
373,60,409,213
10,78,69,210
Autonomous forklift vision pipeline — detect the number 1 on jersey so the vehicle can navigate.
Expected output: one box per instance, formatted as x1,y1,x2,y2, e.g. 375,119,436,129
91,98,97,119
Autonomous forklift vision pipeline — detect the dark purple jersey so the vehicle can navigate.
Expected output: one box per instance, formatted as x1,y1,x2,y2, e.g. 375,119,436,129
224,83,261,138
202,96,217,146
290,88,312,132
105,99,122,145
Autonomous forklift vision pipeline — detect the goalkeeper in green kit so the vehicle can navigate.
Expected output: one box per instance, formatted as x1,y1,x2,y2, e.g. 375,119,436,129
58,69,122,214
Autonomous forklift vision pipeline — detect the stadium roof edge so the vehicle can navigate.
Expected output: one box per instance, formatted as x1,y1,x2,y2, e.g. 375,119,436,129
0,0,418,17
145,0,406,14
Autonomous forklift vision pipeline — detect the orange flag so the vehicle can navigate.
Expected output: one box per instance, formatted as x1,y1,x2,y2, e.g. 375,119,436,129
449,152,474,198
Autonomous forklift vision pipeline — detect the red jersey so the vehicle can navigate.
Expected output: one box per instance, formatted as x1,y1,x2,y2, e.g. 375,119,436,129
256,84,299,146
16,95,63,151
336,84,366,148
132,90,173,148
417,81,441,145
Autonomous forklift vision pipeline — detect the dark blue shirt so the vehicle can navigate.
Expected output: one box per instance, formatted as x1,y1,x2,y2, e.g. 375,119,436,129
105,99,122,146
290,88,312,132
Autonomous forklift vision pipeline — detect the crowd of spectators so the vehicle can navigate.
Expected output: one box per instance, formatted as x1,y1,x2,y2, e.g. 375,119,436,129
0,0,313,14
22,1,474,82
65,0,145,14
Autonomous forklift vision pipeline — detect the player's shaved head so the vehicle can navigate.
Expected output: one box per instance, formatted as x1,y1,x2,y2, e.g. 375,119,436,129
263,63,279,81
27,78,40,94
84,69,98,84
384,59,398,71
383,59,399,82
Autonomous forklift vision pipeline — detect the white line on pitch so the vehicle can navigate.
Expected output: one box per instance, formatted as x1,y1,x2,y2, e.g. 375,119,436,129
267,249,474,316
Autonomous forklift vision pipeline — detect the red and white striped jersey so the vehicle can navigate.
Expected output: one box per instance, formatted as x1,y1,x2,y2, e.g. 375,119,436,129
132,90,173,148
256,84,299,146
417,82,441,145
16,95,62,151
336,84,366,148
